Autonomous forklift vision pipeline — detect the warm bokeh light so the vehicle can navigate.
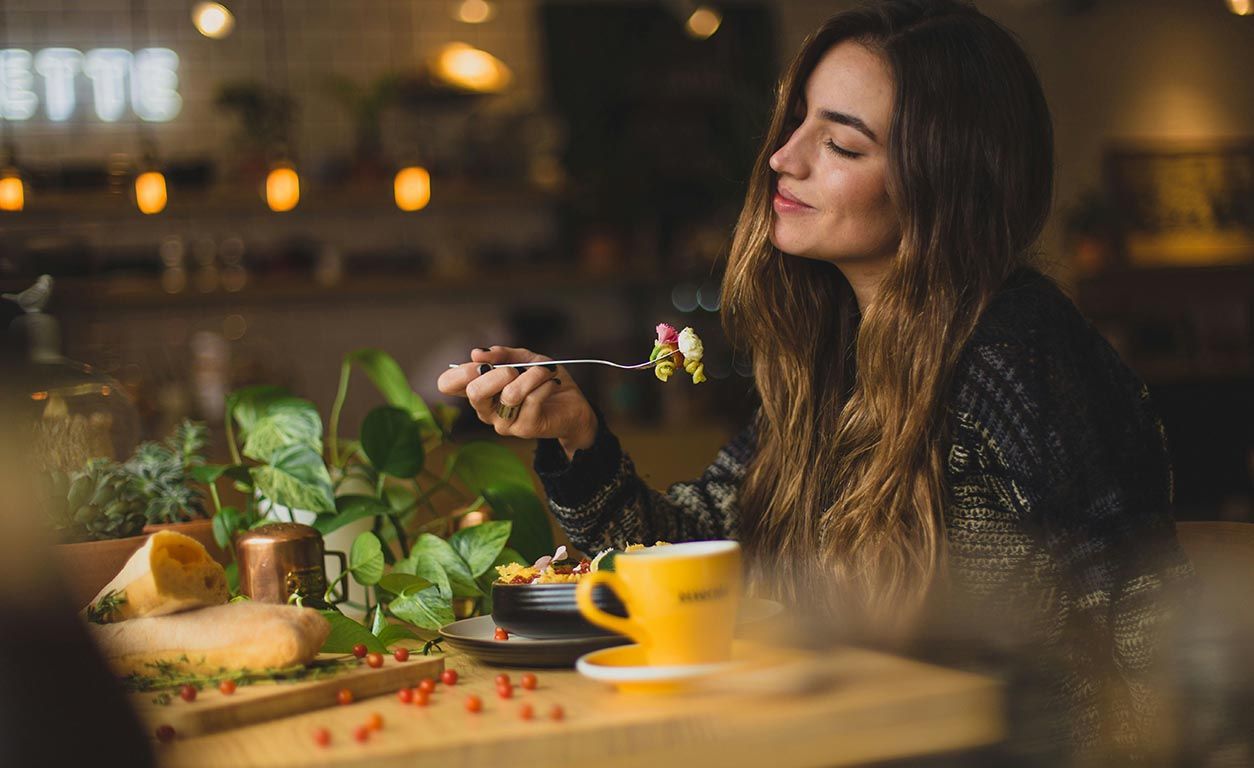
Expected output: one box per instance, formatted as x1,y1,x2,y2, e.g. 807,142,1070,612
394,166,432,211
685,6,722,39
1226,0,1252,15
266,164,300,212
453,0,496,24
192,2,235,38
134,171,168,214
434,43,512,93
0,171,23,211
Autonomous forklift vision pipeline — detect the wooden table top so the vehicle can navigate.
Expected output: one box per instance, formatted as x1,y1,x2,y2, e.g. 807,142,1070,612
156,644,1003,768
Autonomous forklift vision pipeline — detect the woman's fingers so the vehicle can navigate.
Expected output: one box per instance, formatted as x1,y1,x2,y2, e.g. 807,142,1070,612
436,362,479,398
498,365,559,410
471,346,549,366
465,366,518,422
494,377,562,436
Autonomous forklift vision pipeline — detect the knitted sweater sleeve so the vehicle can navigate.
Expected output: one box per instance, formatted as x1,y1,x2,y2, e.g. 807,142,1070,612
531,409,755,554
950,334,1193,745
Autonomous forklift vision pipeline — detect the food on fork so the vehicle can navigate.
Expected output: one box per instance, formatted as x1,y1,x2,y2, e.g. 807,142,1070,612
650,323,705,383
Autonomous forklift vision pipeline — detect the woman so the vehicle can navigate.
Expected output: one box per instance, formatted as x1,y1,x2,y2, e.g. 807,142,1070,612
438,0,1190,757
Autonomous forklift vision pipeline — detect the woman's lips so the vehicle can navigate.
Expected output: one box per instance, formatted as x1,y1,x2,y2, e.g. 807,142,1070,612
773,185,814,214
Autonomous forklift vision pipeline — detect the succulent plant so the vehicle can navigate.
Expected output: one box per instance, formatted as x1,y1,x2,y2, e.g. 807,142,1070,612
47,459,148,543
124,420,208,525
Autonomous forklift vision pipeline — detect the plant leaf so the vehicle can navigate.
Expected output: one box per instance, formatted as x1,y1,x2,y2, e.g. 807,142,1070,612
227,386,291,438
345,349,435,429
410,533,481,598
377,624,422,648
315,495,389,535
250,444,335,514
377,573,433,596
482,483,555,563
243,397,323,462
384,485,417,513
319,610,385,654
388,586,455,631
448,520,512,578
349,531,385,586
447,442,534,494
360,406,424,478
211,506,242,550
370,606,387,636
393,554,453,599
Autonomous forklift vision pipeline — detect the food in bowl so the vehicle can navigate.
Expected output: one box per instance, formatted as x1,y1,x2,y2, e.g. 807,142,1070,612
493,542,671,585
489,543,670,640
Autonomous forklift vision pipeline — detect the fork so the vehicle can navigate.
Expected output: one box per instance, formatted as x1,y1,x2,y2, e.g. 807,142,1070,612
448,349,678,371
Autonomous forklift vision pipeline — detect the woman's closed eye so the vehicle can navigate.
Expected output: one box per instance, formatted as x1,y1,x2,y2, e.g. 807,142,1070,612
825,139,861,159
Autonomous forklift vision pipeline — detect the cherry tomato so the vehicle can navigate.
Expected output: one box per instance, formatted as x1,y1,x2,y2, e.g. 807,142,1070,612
494,627,510,641
393,647,410,662
336,688,354,706
465,694,483,713
179,684,197,703
366,652,384,669
549,704,565,721
418,677,436,694
494,673,510,687
397,687,414,704
352,643,368,658
440,669,459,686
354,724,371,743
415,689,431,707
366,712,384,731
519,703,535,720
520,673,538,690
312,727,331,747
155,724,176,742
496,683,513,699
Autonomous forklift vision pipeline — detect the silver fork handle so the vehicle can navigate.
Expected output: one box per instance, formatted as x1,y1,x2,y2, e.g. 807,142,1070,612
447,350,677,371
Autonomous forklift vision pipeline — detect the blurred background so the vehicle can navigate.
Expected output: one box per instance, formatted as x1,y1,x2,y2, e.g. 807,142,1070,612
0,0,1250,522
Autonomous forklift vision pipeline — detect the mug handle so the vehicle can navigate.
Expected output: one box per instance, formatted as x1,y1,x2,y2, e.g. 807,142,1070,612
325,551,349,604
576,571,650,647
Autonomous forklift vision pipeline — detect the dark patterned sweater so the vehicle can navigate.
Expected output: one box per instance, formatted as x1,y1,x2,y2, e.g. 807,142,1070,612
533,268,1192,755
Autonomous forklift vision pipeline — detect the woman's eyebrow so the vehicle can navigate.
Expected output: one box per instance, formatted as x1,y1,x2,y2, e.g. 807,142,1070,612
818,108,878,144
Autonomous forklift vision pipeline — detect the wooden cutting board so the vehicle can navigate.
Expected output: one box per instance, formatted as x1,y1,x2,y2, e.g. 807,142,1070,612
131,653,444,739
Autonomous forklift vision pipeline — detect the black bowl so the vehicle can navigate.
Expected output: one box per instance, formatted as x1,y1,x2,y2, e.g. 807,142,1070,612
490,582,628,639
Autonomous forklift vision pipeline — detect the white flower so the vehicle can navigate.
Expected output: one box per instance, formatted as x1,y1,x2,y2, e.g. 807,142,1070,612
678,327,703,362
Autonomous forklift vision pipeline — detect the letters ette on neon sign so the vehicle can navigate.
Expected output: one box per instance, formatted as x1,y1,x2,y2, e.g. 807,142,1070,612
0,48,182,123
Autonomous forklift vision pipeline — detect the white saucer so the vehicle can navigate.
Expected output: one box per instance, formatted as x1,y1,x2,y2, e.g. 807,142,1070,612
576,641,760,693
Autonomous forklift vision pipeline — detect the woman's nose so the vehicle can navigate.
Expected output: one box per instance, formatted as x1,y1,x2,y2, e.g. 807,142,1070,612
769,130,805,178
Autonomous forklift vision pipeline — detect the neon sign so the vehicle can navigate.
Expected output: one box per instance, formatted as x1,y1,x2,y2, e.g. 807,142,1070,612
0,47,181,123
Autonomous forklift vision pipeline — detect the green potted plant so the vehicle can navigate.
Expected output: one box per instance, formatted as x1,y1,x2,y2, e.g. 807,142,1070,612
200,348,553,650
45,420,227,608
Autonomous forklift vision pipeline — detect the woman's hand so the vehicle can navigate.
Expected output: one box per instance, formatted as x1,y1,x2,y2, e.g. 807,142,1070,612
437,346,597,457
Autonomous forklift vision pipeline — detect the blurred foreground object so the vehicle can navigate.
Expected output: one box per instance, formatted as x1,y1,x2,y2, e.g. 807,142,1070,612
0,361,154,766
5,275,139,467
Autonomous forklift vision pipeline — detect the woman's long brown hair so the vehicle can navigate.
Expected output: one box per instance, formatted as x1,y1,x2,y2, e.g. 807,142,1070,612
723,0,1054,626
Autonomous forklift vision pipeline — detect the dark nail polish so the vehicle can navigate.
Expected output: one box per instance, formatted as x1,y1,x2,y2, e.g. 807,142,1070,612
544,364,557,372
477,364,492,375
477,347,491,352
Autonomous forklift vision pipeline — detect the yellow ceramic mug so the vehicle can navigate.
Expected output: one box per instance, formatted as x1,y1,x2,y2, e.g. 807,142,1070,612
575,540,742,666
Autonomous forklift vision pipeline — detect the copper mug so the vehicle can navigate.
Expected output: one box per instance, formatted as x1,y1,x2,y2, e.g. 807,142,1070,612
235,523,347,607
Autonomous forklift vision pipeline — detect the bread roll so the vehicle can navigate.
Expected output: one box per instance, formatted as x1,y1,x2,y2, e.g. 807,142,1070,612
85,530,228,622
89,601,331,676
